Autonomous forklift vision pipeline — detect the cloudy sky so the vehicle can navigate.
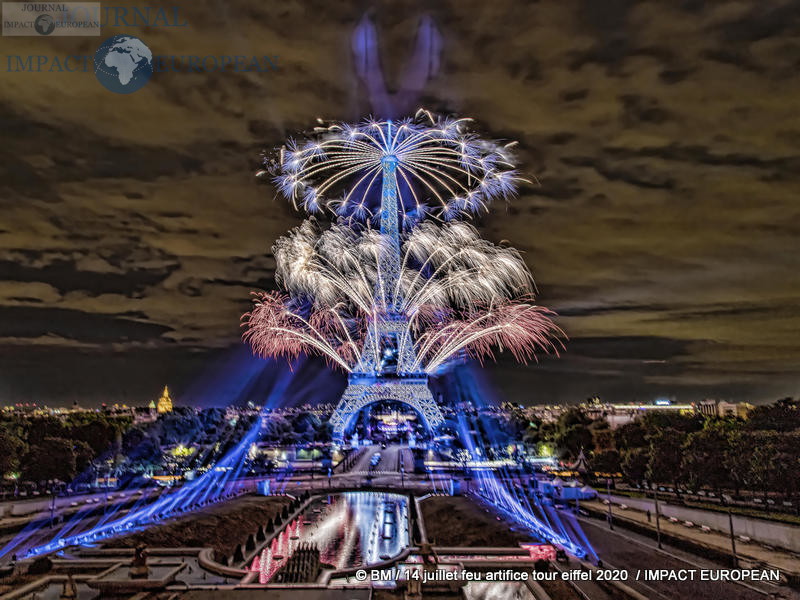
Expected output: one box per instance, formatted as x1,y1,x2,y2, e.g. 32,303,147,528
0,0,798,407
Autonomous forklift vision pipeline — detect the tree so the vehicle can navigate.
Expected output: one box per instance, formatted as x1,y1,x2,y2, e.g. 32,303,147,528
122,426,148,453
0,426,24,476
73,440,94,474
25,416,66,446
128,436,161,466
591,449,621,474
199,407,225,429
263,416,291,442
614,420,647,451
314,421,333,444
556,425,593,461
745,398,800,432
522,419,542,446
748,432,779,500
621,448,649,486
590,420,615,451
553,408,593,460
505,407,530,439
641,412,702,436
681,421,733,494
773,433,800,501
22,438,77,483
293,412,319,434
556,407,593,430
73,418,116,456
157,413,202,445
724,429,753,497
647,428,685,490
281,430,300,446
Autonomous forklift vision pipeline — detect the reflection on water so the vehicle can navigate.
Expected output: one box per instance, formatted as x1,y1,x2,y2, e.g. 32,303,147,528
250,492,409,583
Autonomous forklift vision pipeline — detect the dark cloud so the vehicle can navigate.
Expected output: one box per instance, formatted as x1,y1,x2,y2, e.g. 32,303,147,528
0,256,177,296
0,306,172,342
563,336,690,362
0,0,798,406
0,104,205,198
560,155,676,190
557,304,669,318
715,0,800,43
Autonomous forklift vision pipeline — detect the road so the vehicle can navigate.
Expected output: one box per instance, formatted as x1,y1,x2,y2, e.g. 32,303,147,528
344,444,412,474
377,444,412,472
558,507,790,600
346,444,379,473
468,476,792,600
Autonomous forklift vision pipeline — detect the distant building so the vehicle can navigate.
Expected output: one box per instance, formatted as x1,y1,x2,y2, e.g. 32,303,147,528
133,404,157,424
157,386,173,414
697,399,718,417
695,398,753,419
713,400,753,419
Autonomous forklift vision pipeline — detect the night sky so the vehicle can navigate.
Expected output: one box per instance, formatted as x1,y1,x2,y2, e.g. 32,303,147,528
1,1,798,407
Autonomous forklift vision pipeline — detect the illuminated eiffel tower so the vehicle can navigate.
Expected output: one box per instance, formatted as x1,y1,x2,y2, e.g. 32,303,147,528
330,133,444,442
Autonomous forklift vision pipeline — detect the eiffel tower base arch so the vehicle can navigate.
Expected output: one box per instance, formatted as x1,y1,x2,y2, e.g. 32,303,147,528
330,376,444,443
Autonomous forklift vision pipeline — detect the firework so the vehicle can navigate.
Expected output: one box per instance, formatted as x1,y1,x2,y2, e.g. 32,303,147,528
247,112,561,375
270,219,534,312
243,218,562,374
262,111,523,225
410,299,563,373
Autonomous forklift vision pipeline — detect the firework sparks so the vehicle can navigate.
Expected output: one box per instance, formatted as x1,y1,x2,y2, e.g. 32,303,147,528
264,111,523,225
270,219,535,311
243,218,562,374
410,299,564,373
248,113,560,375
242,290,363,371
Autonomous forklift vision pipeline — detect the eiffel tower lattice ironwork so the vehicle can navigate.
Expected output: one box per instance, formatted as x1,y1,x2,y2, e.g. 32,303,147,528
330,124,444,441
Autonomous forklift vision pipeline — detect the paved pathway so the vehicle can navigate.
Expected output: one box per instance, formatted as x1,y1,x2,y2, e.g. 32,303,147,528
583,499,800,576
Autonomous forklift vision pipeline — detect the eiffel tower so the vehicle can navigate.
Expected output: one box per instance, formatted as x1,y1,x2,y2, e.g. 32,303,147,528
330,135,444,442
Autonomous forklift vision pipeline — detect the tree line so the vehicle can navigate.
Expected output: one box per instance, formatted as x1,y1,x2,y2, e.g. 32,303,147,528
0,407,336,490
521,398,800,500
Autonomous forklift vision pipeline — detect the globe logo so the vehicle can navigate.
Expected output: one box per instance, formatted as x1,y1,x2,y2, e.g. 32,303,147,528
94,35,153,94
34,14,56,35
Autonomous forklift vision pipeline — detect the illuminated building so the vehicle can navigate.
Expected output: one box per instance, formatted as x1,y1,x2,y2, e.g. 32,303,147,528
701,399,754,419
156,385,173,414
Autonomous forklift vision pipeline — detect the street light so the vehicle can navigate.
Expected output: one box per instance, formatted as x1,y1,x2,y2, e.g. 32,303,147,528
104,467,110,515
654,487,662,549
728,508,738,568
606,478,614,530
49,486,56,529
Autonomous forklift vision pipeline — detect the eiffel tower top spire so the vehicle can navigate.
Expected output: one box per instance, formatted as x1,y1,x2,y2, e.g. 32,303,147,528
377,126,402,313
356,124,420,376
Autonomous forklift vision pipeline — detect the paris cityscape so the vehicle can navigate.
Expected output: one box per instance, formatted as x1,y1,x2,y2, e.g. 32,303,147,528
1,2,799,600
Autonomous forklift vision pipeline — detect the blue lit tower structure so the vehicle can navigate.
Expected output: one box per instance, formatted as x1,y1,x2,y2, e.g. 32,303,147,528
329,124,444,442
250,115,533,442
